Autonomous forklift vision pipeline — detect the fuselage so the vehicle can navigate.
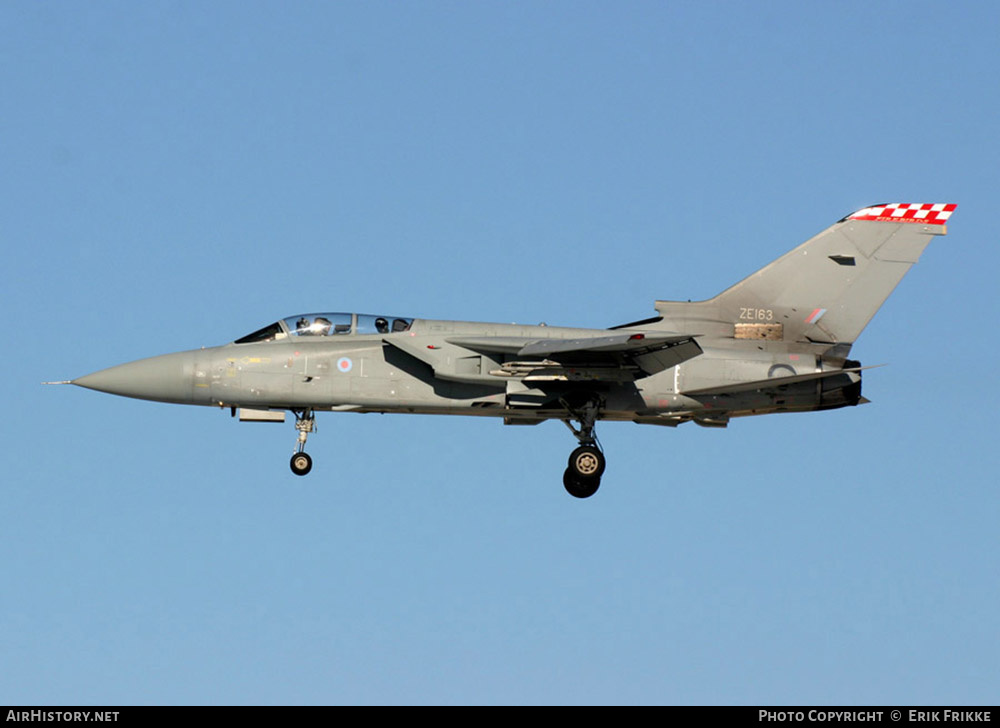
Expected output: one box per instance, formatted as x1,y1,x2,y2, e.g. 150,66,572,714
73,312,863,427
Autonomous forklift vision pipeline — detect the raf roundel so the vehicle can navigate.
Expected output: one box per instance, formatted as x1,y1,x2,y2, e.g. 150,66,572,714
336,357,353,373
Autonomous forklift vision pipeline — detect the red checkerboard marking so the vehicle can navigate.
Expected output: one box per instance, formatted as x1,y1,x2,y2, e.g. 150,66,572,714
847,203,956,225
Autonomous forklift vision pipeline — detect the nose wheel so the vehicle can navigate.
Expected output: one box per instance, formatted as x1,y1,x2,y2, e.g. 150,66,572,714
290,451,313,476
290,409,316,476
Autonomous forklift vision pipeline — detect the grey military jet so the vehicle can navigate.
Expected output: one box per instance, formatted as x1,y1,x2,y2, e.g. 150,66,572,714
58,203,955,497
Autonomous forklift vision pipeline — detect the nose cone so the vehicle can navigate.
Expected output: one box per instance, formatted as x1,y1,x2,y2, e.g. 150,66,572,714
74,350,197,404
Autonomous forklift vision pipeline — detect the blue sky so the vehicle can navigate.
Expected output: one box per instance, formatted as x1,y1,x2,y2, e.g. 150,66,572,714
2,1,998,705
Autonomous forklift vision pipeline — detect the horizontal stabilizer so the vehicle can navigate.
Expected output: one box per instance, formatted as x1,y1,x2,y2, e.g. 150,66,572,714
680,365,882,396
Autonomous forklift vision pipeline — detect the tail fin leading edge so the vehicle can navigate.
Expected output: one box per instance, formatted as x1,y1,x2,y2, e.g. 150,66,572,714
654,203,956,347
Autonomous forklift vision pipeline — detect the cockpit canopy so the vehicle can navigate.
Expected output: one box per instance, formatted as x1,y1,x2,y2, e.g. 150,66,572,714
235,313,414,344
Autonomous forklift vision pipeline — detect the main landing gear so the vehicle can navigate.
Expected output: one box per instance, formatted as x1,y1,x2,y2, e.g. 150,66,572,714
289,409,315,476
561,398,606,499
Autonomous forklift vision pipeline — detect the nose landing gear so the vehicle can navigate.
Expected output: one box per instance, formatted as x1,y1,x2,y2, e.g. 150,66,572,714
290,409,315,476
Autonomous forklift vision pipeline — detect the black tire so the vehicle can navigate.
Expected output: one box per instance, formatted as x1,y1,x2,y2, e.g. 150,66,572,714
563,468,600,499
290,452,313,476
568,445,605,480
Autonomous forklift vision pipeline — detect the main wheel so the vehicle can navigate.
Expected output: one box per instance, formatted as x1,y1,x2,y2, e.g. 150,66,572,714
290,451,313,476
563,468,600,499
568,445,605,480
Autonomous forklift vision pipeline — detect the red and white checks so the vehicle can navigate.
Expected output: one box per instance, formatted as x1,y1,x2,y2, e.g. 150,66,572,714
847,203,956,225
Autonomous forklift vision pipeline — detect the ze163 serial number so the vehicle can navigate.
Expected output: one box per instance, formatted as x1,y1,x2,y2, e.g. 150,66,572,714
739,307,774,321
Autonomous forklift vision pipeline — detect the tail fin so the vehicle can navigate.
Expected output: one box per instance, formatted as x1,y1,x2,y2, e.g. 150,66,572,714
653,203,955,348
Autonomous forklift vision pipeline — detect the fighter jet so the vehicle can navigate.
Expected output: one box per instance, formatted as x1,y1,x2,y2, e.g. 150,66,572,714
55,203,955,497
